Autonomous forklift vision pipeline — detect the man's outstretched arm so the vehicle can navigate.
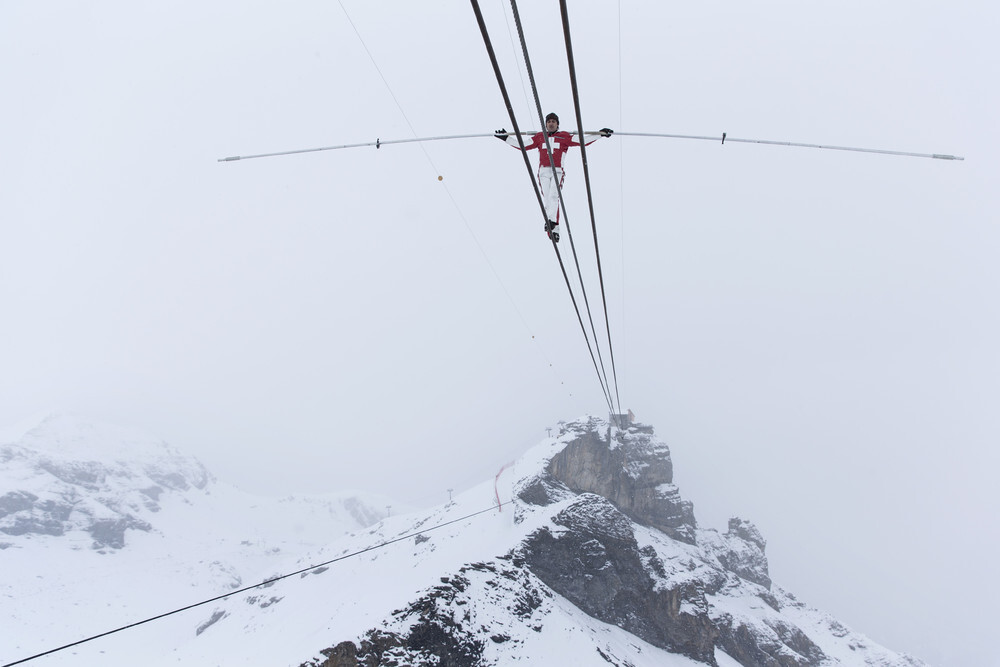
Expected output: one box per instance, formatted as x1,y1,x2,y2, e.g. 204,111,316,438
570,127,614,147
495,129,540,150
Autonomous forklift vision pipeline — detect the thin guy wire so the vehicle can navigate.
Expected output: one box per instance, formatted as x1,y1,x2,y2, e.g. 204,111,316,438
337,1,569,397
337,0,442,173
498,0,534,120
617,0,627,407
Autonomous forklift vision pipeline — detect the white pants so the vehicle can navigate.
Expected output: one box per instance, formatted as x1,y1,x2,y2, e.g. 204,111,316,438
537,166,565,223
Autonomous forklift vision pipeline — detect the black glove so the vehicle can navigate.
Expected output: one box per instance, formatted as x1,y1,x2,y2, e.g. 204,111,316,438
495,129,508,141
599,128,614,137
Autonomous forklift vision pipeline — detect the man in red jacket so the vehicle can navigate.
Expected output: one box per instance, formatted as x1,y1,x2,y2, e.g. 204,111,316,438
496,112,613,242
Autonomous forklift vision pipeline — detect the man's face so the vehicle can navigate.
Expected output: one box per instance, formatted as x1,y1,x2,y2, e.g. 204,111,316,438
545,118,558,132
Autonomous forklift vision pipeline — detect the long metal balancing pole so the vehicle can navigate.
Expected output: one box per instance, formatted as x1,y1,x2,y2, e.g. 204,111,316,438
218,133,500,162
614,131,964,161
218,131,963,162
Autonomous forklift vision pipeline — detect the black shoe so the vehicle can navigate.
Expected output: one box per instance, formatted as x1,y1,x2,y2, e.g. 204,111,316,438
551,227,560,243
545,220,556,233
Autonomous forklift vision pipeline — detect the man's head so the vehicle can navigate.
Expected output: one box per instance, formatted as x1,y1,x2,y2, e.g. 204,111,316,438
545,112,559,131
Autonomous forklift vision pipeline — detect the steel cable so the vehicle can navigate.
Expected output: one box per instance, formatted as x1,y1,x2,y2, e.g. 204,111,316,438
503,0,617,414
469,0,616,415
559,0,623,420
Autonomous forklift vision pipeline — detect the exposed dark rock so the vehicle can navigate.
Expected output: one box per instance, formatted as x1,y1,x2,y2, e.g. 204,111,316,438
638,544,667,578
38,499,74,522
546,422,697,544
245,595,282,609
195,610,227,636
522,494,718,665
407,615,484,666
719,519,771,590
88,516,151,549
147,470,191,491
700,518,772,591
517,476,556,506
1,516,65,536
315,640,359,666
715,614,827,666
728,517,766,550
0,491,38,518
758,590,783,612
766,619,827,664
306,585,486,667
38,459,105,488
304,560,550,667
516,473,574,509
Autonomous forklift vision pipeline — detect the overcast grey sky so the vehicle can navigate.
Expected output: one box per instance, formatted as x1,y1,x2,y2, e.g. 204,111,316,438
2,1,997,664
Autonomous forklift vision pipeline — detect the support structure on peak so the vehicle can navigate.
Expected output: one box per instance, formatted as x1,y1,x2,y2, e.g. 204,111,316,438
610,409,635,427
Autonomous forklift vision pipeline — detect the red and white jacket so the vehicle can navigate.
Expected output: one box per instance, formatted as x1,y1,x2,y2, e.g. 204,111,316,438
503,130,599,168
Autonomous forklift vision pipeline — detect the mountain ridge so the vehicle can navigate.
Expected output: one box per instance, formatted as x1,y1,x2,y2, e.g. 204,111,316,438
1,414,929,666
160,416,926,666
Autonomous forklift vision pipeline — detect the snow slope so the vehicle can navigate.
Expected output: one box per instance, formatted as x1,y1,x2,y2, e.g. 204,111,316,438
1,414,391,666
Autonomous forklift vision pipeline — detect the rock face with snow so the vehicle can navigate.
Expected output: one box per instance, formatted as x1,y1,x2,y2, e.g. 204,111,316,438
541,421,697,544
0,414,393,667
0,414,211,550
295,417,926,667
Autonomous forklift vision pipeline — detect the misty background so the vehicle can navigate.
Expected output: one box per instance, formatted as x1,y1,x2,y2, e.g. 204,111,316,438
2,1,997,665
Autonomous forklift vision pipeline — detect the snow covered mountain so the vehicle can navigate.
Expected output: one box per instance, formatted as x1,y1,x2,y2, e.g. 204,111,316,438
0,414,392,665
1,415,929,666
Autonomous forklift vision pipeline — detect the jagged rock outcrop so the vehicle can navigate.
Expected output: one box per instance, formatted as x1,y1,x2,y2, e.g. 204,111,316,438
702,517,772,590
294,417,927,667
521,493,718,663
306,559,549,667
714,612,827,667
529,416,697,544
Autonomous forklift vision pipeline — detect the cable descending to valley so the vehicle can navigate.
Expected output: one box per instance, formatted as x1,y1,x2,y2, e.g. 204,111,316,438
1,501,510,667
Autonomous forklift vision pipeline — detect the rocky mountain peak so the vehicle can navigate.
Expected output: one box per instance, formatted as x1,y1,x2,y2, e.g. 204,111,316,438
521,416,697,544
293,416,925,667
727,517,766,550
